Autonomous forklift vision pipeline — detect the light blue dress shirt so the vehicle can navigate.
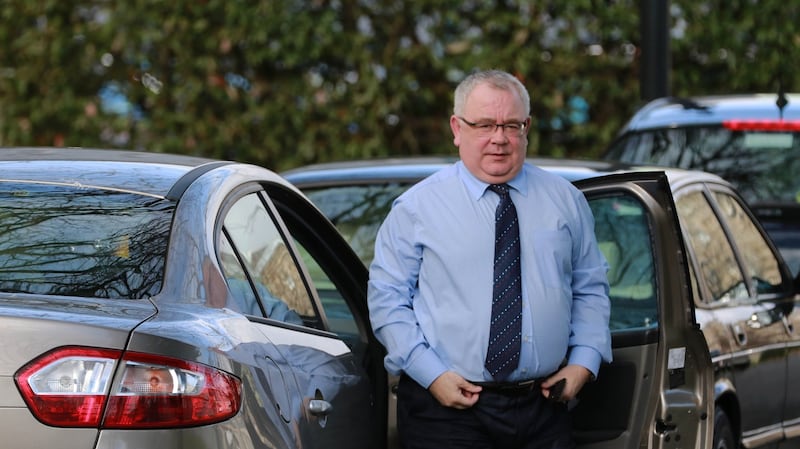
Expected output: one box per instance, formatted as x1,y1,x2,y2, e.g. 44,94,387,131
368,161,612,388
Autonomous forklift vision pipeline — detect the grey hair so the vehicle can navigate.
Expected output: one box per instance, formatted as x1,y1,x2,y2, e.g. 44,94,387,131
453,69,531,116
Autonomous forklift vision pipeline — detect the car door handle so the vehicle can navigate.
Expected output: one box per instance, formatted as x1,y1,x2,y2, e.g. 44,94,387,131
732,323,747,345
783,315,795,335
307,399,333,416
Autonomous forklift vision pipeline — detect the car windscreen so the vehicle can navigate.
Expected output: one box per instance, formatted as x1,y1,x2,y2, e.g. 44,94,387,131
0,181,173,299
605,125,800,205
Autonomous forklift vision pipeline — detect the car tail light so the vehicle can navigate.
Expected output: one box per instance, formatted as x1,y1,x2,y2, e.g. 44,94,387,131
15,346,242,429
723,119,800,131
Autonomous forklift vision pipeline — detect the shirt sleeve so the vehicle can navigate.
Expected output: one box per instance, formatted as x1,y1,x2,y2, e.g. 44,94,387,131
567,189,613,378
367,197,449,388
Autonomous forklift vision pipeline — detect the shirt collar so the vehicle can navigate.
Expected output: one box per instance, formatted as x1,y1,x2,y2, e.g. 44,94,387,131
455,161,528,200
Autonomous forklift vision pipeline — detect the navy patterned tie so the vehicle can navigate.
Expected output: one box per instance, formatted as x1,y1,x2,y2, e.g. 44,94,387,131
485,184,522,380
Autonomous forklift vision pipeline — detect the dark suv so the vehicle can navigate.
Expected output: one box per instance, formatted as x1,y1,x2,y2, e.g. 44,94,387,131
602,93,800,277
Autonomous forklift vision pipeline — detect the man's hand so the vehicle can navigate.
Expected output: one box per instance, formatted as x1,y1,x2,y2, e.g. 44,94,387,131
540,364,593,402
427,371,482,409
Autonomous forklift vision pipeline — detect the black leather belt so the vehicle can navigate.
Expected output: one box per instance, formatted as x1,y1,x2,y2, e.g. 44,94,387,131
471,378,542,395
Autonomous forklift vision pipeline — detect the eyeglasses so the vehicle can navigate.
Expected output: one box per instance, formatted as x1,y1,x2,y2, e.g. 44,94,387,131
457,116,528,137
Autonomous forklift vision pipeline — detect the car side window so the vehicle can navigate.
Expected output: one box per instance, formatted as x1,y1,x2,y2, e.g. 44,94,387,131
712,192,782,294
676,190,748,304
589,195,657,331
220,192,314,326
293,241,363,348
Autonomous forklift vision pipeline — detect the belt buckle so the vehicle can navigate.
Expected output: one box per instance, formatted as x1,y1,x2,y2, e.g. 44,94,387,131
495,379,538,394
472,379,539,394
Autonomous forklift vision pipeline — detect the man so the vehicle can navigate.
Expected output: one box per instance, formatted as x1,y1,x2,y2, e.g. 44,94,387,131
368,69,612,449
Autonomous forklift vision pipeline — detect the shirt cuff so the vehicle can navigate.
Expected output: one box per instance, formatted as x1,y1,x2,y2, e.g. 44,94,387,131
567,345,602,379
405,347,449,389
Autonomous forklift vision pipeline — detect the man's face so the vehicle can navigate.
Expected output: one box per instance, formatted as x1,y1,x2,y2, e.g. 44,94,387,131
450,83,529,184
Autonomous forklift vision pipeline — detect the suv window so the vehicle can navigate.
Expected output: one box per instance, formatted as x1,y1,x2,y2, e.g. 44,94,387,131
0,182,171,298
605,126,800,205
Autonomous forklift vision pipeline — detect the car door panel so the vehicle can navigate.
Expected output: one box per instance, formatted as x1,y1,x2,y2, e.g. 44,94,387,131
572,172,713,449
725,301,787,439
571,344,657,443
266,183,389,449
256,321,374,449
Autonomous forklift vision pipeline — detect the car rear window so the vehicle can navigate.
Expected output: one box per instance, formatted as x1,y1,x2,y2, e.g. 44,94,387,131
605,126,800,205
0,182,173,299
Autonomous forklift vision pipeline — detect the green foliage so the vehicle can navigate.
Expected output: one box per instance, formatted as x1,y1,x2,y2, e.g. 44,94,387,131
1,0,798,170
669,0,799,95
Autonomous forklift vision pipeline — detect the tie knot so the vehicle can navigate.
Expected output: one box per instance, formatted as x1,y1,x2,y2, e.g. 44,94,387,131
489,184,510,197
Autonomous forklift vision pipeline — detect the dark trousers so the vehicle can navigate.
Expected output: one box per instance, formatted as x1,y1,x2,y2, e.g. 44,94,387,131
397,375,575,449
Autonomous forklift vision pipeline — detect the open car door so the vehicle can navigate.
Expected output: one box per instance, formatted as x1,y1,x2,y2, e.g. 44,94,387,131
570,171,713,449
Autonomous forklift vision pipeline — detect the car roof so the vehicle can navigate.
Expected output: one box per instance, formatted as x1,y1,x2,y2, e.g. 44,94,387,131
618,93,800,131
282,155,725,192
0,147,222,197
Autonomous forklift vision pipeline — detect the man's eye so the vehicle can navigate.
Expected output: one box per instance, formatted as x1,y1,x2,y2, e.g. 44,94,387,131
476,124,495,130
506,123,522,130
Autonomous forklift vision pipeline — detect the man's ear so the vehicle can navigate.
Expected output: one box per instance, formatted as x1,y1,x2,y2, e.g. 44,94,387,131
450,115,461,147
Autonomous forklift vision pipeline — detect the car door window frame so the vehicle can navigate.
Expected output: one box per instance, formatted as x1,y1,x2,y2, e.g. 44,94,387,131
214,182,330,332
